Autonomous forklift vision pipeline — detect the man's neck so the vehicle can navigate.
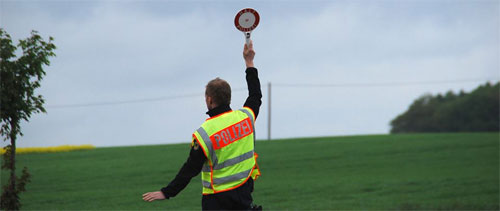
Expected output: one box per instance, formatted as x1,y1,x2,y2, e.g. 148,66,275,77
206,104,232,117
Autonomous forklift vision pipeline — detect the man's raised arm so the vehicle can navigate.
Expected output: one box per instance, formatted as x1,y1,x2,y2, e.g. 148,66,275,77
243,40,262,119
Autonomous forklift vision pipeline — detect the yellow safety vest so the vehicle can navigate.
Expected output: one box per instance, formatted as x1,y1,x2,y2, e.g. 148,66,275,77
192,107,261,195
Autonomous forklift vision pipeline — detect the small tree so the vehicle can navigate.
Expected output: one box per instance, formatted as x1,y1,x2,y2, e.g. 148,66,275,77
0,29,56,210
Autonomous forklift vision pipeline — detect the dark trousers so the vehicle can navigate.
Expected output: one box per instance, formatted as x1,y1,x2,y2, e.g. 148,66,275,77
202,178,253,210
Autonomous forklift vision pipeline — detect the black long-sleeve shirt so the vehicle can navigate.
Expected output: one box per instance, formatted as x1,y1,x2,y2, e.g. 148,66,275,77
161,67,262,198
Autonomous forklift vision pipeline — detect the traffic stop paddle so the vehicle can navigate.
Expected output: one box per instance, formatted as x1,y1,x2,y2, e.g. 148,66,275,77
234,8,260,45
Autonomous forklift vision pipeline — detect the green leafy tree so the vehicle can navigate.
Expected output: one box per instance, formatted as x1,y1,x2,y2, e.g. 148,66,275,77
0,29,56,210
390,82,500,133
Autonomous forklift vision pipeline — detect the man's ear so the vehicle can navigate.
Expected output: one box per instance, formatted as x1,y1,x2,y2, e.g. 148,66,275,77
206,96,215,109
207,96,212,105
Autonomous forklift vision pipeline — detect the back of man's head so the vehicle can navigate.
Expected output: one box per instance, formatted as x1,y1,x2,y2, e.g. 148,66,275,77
205,78,231,106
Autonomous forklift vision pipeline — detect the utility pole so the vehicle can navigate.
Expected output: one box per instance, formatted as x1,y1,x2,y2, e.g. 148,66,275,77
267,82,271,141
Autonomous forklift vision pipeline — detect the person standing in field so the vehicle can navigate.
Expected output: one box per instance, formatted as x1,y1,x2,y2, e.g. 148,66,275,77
142,40,262,210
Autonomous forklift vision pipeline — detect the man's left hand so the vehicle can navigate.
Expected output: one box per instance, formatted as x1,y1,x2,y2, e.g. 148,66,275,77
243,40,255,68
142,191,166,202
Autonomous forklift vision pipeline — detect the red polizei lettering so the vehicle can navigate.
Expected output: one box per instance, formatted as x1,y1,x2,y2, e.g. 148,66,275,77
210,118,252,150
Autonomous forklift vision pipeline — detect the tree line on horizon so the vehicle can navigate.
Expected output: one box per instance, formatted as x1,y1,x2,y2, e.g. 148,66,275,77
390,81,499,133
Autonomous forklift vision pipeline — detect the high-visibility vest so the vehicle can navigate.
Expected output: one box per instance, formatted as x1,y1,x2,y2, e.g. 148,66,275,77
192,107,261,195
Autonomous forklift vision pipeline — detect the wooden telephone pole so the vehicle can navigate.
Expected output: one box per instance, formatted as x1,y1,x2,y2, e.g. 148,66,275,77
267,82,271,140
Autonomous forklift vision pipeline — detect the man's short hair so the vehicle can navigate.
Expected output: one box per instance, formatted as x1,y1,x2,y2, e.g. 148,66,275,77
205,77,231,106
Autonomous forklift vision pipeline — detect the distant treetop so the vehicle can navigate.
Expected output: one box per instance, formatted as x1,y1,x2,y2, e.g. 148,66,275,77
390,82,499,133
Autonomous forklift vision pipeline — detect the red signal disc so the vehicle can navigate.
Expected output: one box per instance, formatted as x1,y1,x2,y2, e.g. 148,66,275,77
234,8,260,32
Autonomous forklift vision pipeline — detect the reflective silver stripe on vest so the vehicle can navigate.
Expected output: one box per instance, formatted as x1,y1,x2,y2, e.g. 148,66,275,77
202,180,211,188
239,108,254,124
214,150,254,170
201,150,253,172
202,164,210,172
212,169,252,185
239,109,256,146
202,150,254,172
197,127,218,166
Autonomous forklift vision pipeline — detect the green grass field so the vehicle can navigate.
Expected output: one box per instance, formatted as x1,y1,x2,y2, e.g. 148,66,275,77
1,133,499,210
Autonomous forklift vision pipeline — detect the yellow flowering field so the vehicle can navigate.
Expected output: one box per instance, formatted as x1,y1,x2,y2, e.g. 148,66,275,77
0,145,95,154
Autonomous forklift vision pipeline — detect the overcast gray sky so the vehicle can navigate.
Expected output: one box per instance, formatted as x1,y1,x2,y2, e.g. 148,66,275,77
1,0,499,147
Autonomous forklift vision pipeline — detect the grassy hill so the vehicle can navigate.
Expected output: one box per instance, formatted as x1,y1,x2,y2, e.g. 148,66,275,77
1,133,498,210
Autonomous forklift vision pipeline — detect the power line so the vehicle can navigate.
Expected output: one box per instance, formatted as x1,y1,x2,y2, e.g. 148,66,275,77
46,78,497,109
47,93,202,109
47,88,247,109
273,78,498,88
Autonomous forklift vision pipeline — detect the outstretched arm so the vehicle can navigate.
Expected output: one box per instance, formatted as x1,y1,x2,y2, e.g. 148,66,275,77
243,40,262,119
142,142,206,202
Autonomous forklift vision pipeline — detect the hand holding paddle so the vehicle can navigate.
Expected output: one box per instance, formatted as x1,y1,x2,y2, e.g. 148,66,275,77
243,40,255,68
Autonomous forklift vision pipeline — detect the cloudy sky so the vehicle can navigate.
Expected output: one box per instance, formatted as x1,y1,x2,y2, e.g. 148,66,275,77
1,0,498,147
